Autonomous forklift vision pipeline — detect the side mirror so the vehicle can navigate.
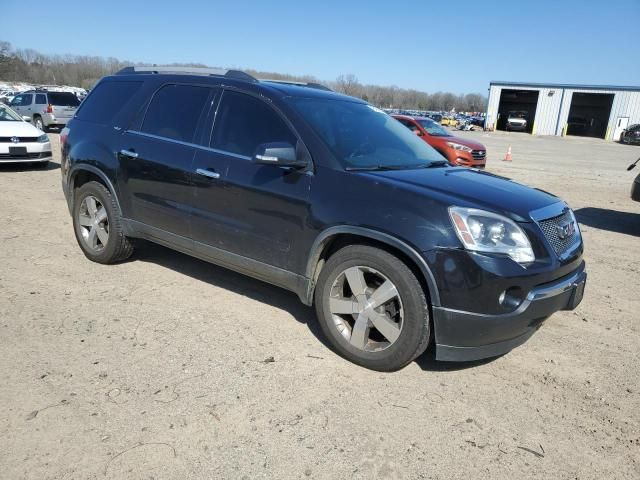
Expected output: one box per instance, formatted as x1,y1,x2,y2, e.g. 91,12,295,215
253,142,309,169
413,130,423,136
22,116,32,122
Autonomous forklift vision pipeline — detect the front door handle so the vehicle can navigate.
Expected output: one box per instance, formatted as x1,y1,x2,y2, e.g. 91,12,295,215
196,168,221,179
119,149,138,159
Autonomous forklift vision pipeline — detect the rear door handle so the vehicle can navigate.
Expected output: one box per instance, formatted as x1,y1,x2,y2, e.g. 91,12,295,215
119,149,138,159
196,168,220,179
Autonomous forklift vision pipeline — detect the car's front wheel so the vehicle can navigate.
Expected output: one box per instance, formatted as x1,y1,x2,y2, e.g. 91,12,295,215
33,115,46,132
314,245,431,371
72,181,134,264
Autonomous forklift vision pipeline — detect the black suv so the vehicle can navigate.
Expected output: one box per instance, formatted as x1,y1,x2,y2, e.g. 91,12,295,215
61,66,587,371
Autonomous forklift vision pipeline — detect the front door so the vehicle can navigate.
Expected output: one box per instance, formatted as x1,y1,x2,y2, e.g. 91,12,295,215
118,83,213,241
613,117,629,141
193,89,312,272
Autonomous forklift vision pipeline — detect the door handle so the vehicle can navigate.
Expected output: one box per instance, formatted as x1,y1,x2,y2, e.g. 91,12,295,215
196,168,220,179
119,149,138,159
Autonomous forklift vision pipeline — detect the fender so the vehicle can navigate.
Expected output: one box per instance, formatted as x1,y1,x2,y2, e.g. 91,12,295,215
304,225,441,307
66,164,122,215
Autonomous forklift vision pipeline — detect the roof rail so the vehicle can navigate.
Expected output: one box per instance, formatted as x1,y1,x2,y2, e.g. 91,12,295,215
116,66,257,82
260,79,333,92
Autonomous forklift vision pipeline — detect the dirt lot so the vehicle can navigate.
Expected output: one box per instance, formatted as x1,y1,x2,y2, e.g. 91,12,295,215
1,131,639,479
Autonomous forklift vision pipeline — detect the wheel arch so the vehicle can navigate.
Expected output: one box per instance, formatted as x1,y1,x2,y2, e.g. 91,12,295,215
304,226,440,307
68,165,122,215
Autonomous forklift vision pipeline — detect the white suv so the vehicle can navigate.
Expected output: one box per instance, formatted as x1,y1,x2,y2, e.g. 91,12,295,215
9,90,80,131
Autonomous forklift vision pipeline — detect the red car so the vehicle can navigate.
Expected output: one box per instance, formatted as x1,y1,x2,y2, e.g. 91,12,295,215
392,115,486,168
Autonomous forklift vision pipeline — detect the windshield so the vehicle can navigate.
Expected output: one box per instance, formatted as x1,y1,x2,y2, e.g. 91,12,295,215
0,105,22,122
48,92,81,107
290,98,445,170
508,111,527,119
417,119,451,137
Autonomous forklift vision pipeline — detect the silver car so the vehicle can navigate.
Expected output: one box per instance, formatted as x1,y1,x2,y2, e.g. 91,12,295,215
9,90,80,131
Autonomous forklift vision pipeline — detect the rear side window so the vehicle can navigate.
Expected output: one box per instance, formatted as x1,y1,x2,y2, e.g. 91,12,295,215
212,91,297,157
76,81,142,125
47,92,80,107
35,94,46,104
141,84,210,143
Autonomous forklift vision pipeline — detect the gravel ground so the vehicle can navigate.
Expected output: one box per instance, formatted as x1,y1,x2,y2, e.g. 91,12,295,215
1,131,639,479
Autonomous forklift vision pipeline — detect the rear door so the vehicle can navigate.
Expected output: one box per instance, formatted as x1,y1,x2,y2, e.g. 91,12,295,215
118,83,213,242
195,89,312,271
46,92,80,121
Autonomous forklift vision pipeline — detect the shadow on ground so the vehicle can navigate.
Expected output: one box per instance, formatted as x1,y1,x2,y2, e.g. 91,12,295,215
133,241,499,373
0,160,60,172
575,207,640,237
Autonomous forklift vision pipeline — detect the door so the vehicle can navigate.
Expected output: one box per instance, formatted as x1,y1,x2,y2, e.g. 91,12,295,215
10,93,32,116
193,89,312,272
613,117,629,141
118,83,213,241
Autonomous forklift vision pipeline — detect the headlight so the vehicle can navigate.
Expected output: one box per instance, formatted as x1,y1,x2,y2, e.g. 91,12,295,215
446,142,473,152
449,207,535,263
37,134,49,143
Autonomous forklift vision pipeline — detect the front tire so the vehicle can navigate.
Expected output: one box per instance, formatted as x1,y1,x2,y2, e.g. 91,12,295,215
314,245,431,371
33,115,47,132
72,181,134,264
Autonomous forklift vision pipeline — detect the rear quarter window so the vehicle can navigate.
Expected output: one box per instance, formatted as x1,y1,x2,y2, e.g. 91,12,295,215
47,92,81,107
75,81,142,125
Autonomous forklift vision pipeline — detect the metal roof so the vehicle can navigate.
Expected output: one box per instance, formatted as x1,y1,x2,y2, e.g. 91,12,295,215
490,81,640,92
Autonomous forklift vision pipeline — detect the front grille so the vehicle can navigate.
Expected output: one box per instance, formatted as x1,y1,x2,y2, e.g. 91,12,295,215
537,210,580,258
0,152,50,160
471,150,486,161
0,137,39,143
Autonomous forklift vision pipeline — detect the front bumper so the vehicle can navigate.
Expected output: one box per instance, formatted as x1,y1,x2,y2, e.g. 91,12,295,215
0,141,52,163
433,264,587,361
507,123,527,131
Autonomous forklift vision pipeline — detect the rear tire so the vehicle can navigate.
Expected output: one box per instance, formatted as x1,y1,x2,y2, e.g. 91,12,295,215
72,181,134,264
314,245,430,371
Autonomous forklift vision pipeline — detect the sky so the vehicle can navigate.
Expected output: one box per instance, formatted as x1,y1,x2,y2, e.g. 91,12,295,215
3,0,639,94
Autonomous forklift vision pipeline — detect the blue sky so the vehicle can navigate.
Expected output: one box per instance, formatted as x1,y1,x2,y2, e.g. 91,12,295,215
3,0,639,94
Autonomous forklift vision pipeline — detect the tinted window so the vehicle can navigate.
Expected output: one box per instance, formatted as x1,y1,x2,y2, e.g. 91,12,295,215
75,81,142,125
212,91,297,157
141,84,210,143
291,99,444,169
12,94,32,106
35,94,47,104
47,92,80,106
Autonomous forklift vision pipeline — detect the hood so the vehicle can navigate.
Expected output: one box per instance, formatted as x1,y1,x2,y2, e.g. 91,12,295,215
0,120,44,137
433,134,485,150
364,166,559,221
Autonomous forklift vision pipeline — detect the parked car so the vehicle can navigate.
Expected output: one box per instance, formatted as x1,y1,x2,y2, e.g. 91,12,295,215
620,124,640,145
9,90,81,132
0,104,52,166
428,113,442,123
393,115,486,168
440,116,457,127
506,111,528,131
61,66,586,371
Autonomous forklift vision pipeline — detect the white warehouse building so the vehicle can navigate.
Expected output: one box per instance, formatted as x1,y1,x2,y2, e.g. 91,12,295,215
485,81,640,141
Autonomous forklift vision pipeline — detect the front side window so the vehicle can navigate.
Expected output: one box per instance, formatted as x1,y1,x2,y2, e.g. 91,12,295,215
212,90,297,157
291,98,444,170
141,84,210,143
12,94,32,106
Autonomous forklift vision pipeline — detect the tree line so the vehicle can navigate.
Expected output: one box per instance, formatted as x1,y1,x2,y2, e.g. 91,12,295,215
0,41,486,112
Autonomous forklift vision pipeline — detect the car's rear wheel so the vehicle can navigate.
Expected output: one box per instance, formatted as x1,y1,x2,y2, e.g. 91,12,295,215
314,245,430,371
33,115,47,132
72,181,134,264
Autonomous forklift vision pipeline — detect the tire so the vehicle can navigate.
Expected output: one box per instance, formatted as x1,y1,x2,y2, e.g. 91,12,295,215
314,245,431,371
72,181,134,264
33,115,47,132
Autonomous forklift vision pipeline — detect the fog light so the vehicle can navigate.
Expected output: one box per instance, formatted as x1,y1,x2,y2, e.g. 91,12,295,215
499,287,525,311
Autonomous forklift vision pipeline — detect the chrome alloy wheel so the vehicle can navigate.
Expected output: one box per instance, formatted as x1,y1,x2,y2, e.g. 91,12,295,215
77,195,109,251
328,266,403,352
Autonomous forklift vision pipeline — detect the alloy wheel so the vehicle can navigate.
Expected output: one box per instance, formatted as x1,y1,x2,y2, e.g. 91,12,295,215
328,266,403,352
77,195,109,251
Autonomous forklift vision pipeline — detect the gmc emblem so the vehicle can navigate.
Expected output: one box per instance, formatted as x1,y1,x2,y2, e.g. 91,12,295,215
557,221,575,240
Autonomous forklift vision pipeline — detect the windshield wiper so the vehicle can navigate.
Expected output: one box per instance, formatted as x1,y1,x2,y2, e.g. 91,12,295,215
423,160,449,168
346,161,449,172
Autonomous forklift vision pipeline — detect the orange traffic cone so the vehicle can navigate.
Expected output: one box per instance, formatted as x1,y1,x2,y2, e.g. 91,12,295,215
503,145,512,162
